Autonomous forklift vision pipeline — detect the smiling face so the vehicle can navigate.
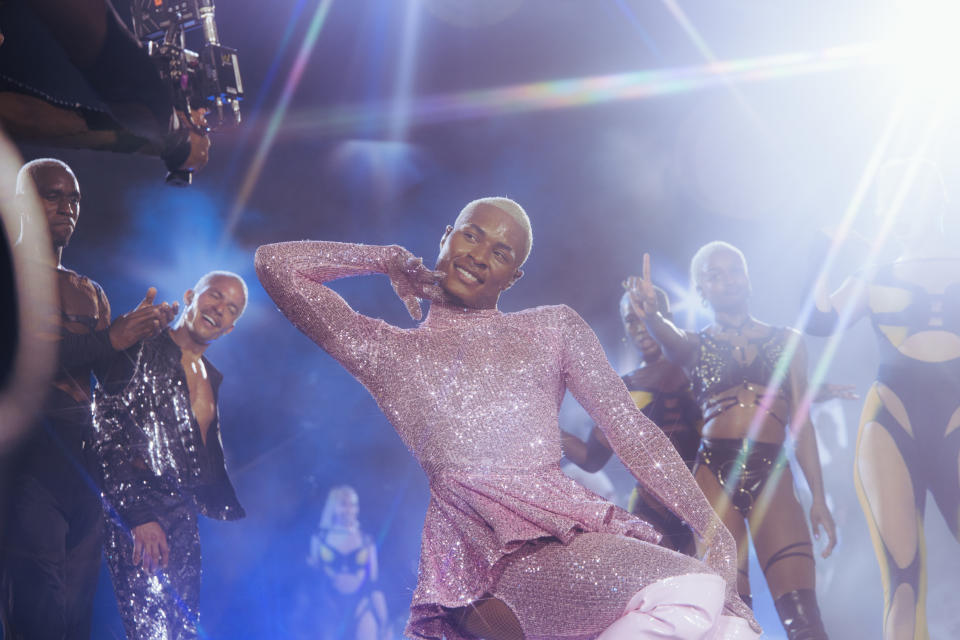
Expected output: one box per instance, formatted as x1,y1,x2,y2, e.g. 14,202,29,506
32,164,80,249
696,247,750,313
435,202,528,309
181,274,247,344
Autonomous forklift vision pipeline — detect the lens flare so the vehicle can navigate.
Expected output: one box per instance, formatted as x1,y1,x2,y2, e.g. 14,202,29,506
220,0,337,247
277,43,880,138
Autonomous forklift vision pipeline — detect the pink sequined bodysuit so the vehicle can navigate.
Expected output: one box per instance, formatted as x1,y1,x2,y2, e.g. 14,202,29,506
255,241,753,640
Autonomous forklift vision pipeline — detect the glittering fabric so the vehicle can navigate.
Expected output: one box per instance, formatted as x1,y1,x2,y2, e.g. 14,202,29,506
255,241,758,639
689,328,791,405
621,366,702,465
104,500,202,640
92,332,244,527
91,332,244,639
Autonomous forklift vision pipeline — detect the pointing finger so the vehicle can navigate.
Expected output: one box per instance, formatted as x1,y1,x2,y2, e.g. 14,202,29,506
136,287,158,310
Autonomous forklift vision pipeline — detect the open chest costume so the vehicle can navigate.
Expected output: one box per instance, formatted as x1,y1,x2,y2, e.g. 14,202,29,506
687,328,792,520
686,325,830,639
91,332,245,640
2,269,108,640
255,241,759,640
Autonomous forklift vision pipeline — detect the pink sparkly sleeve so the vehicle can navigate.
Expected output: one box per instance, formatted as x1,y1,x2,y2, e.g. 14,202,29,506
557,305,738,586
254,241,393,383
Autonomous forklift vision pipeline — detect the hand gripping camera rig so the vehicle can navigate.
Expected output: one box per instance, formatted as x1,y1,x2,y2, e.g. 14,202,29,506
130,0,243,184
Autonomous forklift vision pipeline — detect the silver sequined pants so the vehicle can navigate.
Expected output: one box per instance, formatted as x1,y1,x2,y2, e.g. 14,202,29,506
104,502,202,640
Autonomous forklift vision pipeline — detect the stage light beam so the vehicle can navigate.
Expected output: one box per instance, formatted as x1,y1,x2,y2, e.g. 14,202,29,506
278,43,880,138
220,0,337,248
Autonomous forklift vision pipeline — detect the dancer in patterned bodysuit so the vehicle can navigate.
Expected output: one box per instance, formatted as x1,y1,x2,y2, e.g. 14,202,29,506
256,197,760,640
807,160,960,640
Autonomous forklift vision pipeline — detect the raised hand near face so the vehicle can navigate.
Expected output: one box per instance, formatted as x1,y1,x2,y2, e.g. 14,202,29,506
386,247,445,321
622,253,660,318
108,287,180,351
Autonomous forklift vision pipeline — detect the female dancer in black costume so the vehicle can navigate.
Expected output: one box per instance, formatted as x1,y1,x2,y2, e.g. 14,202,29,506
806,160,960,640
632,244,837,640
306,486,389,640
562,287,701,555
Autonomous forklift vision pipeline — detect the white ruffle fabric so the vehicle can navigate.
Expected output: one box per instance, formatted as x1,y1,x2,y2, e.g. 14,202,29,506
597,573,761,640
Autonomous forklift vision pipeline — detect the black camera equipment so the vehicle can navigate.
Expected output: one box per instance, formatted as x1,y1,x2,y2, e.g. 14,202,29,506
129,0,243,185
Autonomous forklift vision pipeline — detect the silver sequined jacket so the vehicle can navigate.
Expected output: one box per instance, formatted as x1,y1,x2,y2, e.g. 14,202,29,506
91,332,245,529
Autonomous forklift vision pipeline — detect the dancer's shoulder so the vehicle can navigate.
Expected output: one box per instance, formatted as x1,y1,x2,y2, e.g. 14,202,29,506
505,303,581,324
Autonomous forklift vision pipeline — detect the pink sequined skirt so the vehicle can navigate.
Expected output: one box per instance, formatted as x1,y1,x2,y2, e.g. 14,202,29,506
406,468,752,640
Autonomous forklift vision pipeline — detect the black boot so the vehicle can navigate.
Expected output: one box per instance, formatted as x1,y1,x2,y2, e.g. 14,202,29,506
773,589,829,640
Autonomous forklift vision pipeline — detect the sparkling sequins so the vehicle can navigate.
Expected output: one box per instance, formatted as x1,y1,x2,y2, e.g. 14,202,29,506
255,241,758,639
91,333,245,639
690,328,791,404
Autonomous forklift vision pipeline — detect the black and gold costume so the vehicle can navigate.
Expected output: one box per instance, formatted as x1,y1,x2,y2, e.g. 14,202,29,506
808,261,960,639
693,438,785,519
688,326,827,639
622,367,702,466
689,327,791,427
621,365,702,554
307,529,382,640
687,326,793,518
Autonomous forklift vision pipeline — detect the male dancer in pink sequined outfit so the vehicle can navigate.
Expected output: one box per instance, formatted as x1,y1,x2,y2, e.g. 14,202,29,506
255,198,760,640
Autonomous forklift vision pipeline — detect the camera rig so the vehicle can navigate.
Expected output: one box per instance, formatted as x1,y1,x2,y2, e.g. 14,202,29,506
129,0,243,183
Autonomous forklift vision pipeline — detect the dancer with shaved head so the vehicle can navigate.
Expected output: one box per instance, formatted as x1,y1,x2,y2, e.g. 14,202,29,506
256,197,760,640
1,158,176,640
92,270,248,640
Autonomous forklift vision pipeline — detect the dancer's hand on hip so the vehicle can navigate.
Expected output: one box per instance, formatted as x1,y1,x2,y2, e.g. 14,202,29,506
132,521,170,574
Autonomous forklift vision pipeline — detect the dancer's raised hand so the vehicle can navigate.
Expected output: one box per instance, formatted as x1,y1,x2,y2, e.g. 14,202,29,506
622,253,660,318
108,288,180,350
385,247,445,321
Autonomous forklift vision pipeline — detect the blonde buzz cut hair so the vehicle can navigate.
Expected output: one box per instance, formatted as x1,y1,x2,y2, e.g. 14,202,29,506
16,158,76,196
689,240,747,289
455,196,533,266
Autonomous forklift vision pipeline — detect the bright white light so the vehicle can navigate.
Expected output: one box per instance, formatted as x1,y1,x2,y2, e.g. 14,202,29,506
885,0,960,99
658,274,711,332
